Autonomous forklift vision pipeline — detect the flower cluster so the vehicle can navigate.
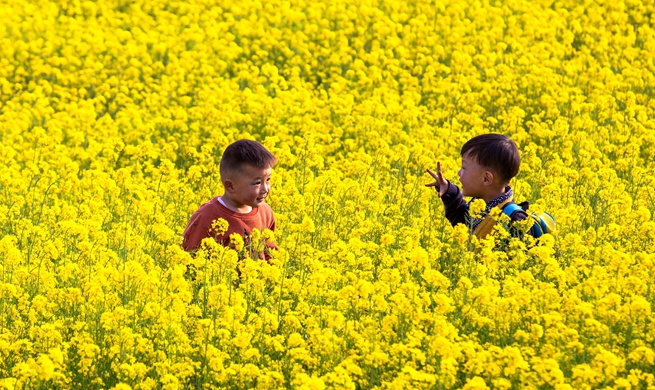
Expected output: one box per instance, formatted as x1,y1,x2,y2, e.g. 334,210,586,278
1,0,655,388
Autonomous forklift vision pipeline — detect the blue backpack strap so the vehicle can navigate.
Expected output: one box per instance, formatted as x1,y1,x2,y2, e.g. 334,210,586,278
501,203,523,218
501,202,545,238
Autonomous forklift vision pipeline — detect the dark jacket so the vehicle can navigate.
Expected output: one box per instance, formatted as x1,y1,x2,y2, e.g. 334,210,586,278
439,181,539,238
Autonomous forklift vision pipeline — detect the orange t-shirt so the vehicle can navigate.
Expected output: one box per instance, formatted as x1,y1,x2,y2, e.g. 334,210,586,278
182,197,276,252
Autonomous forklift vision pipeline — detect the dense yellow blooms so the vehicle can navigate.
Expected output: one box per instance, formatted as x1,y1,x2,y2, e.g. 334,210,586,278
1,0,655,387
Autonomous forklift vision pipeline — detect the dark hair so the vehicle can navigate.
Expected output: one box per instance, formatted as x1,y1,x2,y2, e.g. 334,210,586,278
461,134,520,183
220,139,277,176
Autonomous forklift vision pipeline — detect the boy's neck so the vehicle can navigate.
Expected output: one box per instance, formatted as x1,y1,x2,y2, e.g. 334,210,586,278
481,185,508,203
219,195,253,213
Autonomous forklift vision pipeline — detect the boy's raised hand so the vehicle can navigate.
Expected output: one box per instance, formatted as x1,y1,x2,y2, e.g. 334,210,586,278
425,162,448,197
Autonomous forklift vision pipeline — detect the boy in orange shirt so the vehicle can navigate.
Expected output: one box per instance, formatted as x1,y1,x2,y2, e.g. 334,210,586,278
183,139,277,256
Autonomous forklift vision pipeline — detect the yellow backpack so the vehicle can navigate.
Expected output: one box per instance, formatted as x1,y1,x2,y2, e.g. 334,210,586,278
473,198,556,240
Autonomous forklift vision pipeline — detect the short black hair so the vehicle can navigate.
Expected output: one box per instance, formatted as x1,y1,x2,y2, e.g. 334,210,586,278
461,134,520,183
220,139,277,177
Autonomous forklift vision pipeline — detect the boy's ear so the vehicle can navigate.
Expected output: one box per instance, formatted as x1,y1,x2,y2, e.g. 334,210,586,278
223,179,235,193
483,171,494,186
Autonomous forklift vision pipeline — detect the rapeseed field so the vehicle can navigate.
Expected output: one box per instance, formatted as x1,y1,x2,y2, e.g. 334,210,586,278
1,0,655,388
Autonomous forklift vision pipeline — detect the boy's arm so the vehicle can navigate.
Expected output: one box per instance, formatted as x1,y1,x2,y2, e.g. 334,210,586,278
440,181,470,227
425,165,469,227
182,214,212,252
267,214,278,251
269,215,276,232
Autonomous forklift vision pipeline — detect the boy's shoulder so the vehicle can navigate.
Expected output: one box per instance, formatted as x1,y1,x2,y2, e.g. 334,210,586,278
193,197,221,215
185,199,223,230
251,202,276,225
258,201,274,214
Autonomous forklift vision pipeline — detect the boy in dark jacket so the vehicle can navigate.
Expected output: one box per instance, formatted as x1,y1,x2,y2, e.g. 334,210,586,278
425,133,541,239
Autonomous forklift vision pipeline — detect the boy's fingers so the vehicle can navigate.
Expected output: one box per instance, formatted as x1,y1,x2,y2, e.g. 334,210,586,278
427,166,447,192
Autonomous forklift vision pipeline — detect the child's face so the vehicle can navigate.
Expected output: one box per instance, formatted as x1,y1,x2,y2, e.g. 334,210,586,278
226,164,272,209
457,153,487,198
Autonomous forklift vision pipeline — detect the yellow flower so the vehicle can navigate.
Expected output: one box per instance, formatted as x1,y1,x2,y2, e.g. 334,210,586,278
36,355,55,381
262,228,276,244
462,376,490,390
211,218,229,236
230,232,245,252
380,233,394,247
292,373,326,390
469,198,486,218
